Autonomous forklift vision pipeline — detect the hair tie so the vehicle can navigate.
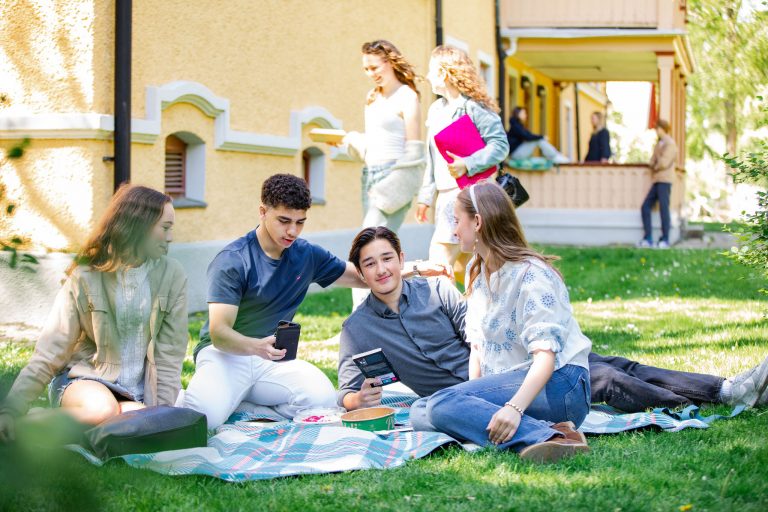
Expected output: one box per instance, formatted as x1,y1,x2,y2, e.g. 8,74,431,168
469,184,479,212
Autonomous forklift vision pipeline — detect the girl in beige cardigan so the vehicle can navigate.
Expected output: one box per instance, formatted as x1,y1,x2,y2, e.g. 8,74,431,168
0,185,188,442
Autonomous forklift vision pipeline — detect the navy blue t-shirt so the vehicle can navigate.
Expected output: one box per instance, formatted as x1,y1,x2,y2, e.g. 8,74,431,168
194,230,347,358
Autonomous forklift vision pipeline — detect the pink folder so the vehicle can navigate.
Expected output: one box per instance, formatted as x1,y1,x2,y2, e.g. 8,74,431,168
433,113,497,189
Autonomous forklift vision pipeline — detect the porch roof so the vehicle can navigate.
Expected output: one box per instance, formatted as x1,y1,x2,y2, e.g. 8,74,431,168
502,28,695,82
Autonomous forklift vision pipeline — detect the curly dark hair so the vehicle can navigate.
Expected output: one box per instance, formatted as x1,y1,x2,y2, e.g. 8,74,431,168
261,173,312,210
348,226,402,272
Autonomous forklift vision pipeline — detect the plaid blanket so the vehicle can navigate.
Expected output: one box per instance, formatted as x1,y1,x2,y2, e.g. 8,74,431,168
69,423,457,482
66,392,743,481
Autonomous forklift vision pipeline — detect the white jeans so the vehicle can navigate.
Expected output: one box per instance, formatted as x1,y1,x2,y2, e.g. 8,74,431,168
179,345,337,429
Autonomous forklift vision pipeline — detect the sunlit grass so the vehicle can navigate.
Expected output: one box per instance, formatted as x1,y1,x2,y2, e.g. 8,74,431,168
1,247,766,511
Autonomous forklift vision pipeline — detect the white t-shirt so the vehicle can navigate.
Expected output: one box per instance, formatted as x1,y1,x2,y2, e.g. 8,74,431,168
465,258,592,376
364,84,417,166
426,97,467,192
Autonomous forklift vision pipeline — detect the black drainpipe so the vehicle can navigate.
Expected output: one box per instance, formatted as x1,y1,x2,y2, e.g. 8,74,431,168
435,0,443,47
113,0,132,191
494,0,506,121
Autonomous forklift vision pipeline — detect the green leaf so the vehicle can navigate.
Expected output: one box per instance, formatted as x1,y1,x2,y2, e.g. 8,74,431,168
20,253,39,265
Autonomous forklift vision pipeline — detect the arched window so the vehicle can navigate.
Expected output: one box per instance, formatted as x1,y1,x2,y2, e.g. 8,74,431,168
302,146,326,204
164,132,206,207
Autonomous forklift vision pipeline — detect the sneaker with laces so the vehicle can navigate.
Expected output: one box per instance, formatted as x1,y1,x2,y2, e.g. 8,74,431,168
729,356,768,407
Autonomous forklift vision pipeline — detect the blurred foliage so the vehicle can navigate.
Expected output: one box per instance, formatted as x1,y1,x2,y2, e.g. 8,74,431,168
722,97,768,296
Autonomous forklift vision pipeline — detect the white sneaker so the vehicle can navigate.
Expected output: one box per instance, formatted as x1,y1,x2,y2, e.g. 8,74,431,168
729,356,768,407
636,239,653,248
553,154,570,165
656,240,670,249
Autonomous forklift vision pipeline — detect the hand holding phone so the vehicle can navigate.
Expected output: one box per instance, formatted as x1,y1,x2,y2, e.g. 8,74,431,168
274,320,301,362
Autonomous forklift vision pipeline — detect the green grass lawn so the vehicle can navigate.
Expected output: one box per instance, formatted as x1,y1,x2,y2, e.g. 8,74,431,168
1,247,767,511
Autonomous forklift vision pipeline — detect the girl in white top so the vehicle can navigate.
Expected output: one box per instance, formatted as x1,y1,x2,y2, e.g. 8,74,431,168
416,46,509,272
417,181,592,463
342,40,424,232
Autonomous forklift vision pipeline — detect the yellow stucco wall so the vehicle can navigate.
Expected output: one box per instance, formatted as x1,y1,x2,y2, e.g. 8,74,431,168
6,0,597,250
0,138,112,251
505,58,559,144
0,0,113,115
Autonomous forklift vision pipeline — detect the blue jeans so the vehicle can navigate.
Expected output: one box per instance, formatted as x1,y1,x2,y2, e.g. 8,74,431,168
48,372,139,407
411,364,590,452
641,182,671,242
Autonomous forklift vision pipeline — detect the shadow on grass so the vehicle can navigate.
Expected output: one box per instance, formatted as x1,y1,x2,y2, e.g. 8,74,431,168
583,319,768,357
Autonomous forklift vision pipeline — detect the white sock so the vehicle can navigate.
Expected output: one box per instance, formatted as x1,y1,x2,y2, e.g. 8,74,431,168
719,378,733,404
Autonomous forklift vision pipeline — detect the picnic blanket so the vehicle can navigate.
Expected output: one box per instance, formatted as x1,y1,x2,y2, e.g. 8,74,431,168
66,392,744,481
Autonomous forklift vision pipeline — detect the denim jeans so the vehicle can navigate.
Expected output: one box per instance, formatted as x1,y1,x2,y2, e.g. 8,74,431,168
412,364,590,452
511,139,563,161
589,352,723,412
641,182,671,242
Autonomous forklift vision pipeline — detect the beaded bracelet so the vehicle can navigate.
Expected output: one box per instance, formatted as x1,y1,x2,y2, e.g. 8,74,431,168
504,401,525,416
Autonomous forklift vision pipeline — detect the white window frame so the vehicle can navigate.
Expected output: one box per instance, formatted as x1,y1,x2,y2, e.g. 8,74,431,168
171,131,206,207
302,146,326,204
477,50,495,98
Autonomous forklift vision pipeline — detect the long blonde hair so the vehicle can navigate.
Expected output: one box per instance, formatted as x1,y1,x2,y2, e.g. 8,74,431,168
362,40,420,105
591,111,606,132
431,46,499,113
457,182,559,295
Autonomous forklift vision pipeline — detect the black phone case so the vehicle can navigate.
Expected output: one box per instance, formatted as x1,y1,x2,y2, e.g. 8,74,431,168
275,322,300,361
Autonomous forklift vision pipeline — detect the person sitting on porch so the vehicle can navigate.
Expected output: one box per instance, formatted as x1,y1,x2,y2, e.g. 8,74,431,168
506,107,569,164
638,119,677,249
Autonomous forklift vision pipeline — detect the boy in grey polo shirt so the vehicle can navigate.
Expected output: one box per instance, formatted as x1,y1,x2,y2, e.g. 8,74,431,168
338,226,468,411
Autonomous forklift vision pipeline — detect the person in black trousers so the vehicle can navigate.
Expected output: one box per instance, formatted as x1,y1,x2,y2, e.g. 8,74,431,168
585,111,611,162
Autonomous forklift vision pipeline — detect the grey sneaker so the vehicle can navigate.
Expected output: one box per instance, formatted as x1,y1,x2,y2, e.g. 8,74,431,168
636,239,653,249
729,356,768,407
656,240,670,249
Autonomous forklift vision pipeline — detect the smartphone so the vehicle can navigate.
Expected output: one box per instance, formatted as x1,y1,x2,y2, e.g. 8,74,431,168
274,320,301,362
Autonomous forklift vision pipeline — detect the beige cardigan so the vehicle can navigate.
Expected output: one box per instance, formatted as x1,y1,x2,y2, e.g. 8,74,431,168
0,256,188,417
649,134,678,184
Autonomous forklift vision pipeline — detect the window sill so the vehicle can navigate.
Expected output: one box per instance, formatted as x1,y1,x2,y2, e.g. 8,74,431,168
172,197,208,209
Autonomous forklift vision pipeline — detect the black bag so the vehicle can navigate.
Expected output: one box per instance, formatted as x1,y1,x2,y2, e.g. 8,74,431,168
496,172,530,207
84,406,207,459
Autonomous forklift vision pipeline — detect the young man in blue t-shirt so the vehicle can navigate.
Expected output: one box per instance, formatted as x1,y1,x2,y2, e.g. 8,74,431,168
180,174,369,428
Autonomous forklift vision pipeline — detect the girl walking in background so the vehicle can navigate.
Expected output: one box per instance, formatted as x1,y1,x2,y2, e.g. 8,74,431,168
416,45,509,274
